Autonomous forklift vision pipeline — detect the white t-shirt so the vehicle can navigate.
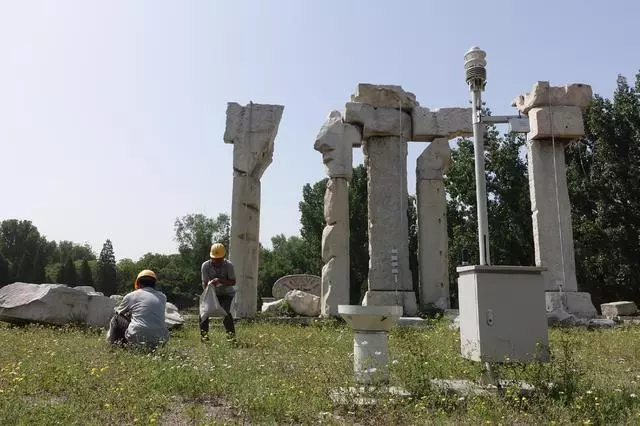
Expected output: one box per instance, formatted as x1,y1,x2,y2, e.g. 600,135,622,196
114,287,169,346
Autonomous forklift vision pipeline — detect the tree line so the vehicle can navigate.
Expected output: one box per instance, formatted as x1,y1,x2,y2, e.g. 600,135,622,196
1,72,638,311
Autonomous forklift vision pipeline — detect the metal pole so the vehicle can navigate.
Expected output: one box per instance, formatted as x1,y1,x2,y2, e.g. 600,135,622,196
465,47,491,265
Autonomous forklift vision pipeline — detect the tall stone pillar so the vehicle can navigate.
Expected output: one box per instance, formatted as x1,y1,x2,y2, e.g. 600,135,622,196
314,111,361,316
223,101,284,318
416,138,451,311
411,107,472,311
513,81,597,318
344,84,418,316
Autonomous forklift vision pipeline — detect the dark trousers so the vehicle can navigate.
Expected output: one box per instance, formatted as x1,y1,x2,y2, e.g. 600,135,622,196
107,314,130,345
199,294,235,337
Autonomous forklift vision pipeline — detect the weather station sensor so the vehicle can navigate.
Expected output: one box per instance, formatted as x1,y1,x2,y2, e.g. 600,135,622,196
457,47,548,368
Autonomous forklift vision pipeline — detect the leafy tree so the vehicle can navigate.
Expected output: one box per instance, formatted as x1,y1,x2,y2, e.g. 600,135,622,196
57,257,77,286
116,258,139,294
0,219,44,282
79,259,94,286
0,254,10,286
348,165,369,304
407,194,419,298
29,243,47,284
296,164,417,305
174,213,230,286
95,239,118,296
258,235,318,297
445,122,533,306
566,72,640,307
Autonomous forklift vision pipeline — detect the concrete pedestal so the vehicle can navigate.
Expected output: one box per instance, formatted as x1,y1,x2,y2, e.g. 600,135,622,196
546,291,598,319
457,265,549,363
338,305,402,385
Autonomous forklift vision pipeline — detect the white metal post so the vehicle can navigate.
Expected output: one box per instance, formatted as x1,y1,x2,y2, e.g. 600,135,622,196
465,47,491,265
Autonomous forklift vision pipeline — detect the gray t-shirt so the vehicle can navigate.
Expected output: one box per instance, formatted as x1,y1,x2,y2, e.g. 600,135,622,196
114,287,169,346
201,259,236,296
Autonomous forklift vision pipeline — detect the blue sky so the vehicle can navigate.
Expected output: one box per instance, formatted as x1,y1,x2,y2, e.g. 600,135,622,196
1,1,637,261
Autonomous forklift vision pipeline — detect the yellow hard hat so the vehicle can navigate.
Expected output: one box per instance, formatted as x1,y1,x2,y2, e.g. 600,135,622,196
134,269,157,289
210,243,226,259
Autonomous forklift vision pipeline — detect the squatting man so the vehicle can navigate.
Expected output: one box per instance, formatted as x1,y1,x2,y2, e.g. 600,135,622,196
199,242,237,342
106,269,169,348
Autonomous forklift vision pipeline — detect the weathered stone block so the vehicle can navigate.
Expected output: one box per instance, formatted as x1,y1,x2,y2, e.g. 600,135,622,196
545,291,597,319
412,107,472,141
323,177,349,225
272,275,321,299
344,103,411,139
527,140,578,292
224,102,284,178
601,301,638,318
513,81,592,114
284,289,320,317
321,255,349,317
350,83,418,111
363,136,412,294
416,181,449,310
527,106,585,140
314,110,359,179
416,138,451,180
361,290,418,317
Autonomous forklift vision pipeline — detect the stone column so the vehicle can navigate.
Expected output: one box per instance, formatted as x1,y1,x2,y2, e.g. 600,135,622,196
513,81,597,318
223,101,284,318
314,110,361,316
412,107,472,311
416,138,451,311
344,84,418,316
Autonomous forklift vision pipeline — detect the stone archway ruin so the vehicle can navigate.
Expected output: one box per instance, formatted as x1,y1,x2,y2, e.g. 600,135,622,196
314,84,473,316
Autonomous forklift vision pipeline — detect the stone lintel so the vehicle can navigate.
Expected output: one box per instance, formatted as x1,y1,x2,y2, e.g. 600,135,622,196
412,106,472,142
344,102,411,139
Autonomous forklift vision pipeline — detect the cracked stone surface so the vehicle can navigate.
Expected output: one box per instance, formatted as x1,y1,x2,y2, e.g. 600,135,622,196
224,102,284,317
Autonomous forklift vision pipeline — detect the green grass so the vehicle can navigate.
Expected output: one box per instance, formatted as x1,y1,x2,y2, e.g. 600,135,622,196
1,318,640,425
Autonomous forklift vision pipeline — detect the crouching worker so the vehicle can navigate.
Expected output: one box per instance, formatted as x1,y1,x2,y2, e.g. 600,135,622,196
106,269,169,349
199,243,236,342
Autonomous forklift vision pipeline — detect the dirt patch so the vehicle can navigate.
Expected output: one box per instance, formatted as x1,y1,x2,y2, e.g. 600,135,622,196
159,395,250,425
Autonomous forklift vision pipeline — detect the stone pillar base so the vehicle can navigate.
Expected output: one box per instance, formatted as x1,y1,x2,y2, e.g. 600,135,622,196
362,290,417,316
545,291,597,319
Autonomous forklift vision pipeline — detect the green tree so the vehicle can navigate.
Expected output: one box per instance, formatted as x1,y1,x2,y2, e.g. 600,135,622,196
296,164,418,305
0,219,45,282
116,258,139,294
95,239,118,296
445,123,533,306
174,213,230,286
57,257,77,285
79,259,94,286
258,235,318,297
29,243,47,284
407,194,419,298
0,254,10,286
348,165,369,304
566,72,640,307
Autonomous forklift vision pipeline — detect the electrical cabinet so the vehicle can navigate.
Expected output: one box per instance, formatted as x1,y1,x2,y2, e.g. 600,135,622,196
457,265,549,363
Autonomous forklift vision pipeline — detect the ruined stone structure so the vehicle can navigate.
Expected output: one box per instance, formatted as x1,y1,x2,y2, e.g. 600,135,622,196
314,84,472,315
224,101,284,318
513,81,597,318
314,111,361,316
412,108,473,312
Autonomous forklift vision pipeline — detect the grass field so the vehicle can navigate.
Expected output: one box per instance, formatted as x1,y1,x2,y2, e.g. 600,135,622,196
2,317,640,425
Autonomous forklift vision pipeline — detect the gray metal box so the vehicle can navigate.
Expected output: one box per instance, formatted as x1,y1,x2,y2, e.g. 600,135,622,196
457,265,549,363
